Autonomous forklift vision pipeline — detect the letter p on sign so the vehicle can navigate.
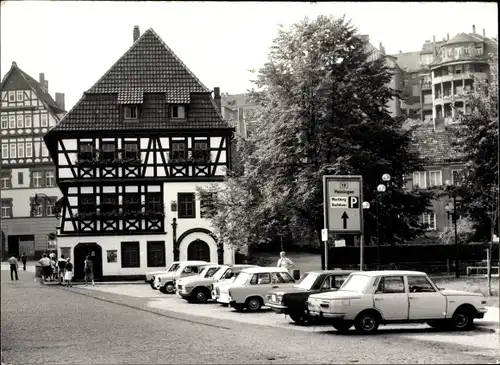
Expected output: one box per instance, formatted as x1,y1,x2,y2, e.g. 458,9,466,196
348,196,359,208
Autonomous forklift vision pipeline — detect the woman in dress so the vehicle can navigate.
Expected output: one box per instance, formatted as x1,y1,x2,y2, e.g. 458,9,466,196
64,258,73,287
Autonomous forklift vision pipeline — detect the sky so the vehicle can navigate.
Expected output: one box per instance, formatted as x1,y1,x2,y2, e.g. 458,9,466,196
1,1,498,111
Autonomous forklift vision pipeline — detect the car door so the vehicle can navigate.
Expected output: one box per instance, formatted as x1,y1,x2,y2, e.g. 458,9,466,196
373,276,409,320
249,272,272,298
271,272,295,289
407,275,447,320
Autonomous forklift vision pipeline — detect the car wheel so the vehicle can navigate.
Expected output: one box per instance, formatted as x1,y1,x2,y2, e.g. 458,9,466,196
193,289,209,303
332,320,353,334
245,297,262,312
354,311,380,334
163,282,175,294
289,310,308,325
452,307,474,330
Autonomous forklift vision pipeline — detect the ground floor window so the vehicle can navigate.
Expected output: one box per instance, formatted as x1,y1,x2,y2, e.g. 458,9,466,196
147,241,165,267
121,241,140,268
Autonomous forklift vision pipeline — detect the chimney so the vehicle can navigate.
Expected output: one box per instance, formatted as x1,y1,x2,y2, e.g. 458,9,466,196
483,28,486,37
379,42,385,55
55,92,65,111
133,25,140,43
433,36,436,57
472,25,476,34
447,33,449,41
39,73,45,90
213,87,221,114
399,50,402,54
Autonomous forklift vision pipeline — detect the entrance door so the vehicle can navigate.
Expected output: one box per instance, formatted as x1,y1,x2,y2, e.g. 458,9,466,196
7,236,19,259
74,243,103,280
187,239,210,262
19,235,35,259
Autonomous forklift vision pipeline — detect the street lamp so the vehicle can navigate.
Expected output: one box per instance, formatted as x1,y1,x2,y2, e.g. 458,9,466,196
445,179,461,278
31,193,61,219
376,174,391,270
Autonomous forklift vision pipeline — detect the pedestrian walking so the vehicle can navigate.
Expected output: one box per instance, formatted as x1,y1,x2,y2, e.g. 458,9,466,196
49,251,56,261
20,252,27,271
57,255,67,284
64,258,73,287
277,251,295,274
8,255,19,280
84,255,95,286
38,253,52,283
50,256,57,282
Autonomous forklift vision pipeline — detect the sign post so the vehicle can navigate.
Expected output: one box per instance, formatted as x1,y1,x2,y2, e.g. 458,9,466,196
321,228,328,270
323,175,364,270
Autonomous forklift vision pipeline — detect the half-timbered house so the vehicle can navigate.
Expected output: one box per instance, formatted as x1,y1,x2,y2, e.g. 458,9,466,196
1,63,65,260
44,26,235,280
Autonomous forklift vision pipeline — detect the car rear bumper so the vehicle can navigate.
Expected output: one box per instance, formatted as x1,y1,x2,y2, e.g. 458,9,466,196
217,293,230,304
309,310,345,319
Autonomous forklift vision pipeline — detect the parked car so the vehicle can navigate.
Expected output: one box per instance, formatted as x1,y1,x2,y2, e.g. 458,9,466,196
307,270,488,334
146,261,181,288
178,264,257,303
224,267,296,312
176,264,223,301
266,270,353,324
153,261,209,294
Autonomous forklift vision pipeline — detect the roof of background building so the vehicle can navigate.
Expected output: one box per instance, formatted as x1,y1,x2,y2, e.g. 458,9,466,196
420,40,446,54
221,93,257,108
444,32,478,46
0,62,65,114
431,33,498,67
390,51,421,73
410,123,466,165
50,28,229,132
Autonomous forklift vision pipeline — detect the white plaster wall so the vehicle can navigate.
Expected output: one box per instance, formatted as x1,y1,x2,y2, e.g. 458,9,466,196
57,234,170,276
2,186,62,217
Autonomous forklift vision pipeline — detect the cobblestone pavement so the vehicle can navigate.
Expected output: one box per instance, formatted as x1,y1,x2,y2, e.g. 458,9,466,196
2,270,498,365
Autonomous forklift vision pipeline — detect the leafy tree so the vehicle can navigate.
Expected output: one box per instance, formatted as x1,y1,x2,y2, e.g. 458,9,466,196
201,15,433,261
454,54,499,242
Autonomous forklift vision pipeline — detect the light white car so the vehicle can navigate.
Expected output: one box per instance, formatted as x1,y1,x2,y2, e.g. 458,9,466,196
224,267,296,312
176,264,223,302
307,270,488,334
146,261,181,288
153,261,209,294
178,264,257,303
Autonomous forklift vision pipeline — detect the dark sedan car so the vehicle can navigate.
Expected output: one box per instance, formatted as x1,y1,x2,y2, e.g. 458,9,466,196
265,270,354,324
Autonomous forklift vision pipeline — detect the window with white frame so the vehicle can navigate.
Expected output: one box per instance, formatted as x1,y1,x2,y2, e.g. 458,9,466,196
40,114,48,127
429,170,442,187
1,171,11,189
16,90,24,101
16,115,24,128
9,115,15,128
45,171,55,187
24,114,32,128
451,169,463,186
171,105,186,119
1,144,8,159
1,199,12,218
9,144,16,158
422,213,436,230
41,143,49,157
31,199,42,217
17,143,24,158
412,172,426,188
8,91,15,102
124,106,138,120
46,198,57,216
1,116,7,129
25,142,33,158
32,171,42,187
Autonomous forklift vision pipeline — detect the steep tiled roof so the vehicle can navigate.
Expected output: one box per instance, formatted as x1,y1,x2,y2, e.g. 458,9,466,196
410,124,466,165
444,33,477,46
390,51,421,73
0,62,65,114
51,28,229,132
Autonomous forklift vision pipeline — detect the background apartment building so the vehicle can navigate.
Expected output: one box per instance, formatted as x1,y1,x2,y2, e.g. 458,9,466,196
1,62,66,260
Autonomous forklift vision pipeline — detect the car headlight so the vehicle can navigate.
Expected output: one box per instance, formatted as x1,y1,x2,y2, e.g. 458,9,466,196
276,295,283,303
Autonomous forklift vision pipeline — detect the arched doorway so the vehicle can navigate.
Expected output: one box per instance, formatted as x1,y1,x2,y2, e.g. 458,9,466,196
187,239,210,262
74,242,103,280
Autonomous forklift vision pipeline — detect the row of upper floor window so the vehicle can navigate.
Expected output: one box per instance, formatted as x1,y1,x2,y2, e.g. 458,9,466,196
2,141,49,159
76,191,214,219
123,104,186,120
1,196,57,218
433,64,486,78
1,113,50,129
6,90,27,103
420,45,484,67
411,169,462,189
1,168,55,189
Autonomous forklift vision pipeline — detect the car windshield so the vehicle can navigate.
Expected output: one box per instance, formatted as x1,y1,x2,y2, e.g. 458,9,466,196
233,272,251,285
294,273,318,290
167,263,180,272
339,274,372,293
204,267,221,278
213,266,230,281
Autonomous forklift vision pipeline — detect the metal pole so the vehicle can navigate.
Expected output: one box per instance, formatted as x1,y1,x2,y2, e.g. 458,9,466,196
324,235,329,271
376,195,380,270
360,234,364,271
453,196,459,278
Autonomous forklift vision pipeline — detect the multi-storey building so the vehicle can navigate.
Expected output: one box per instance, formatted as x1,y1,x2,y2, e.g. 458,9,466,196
221,93,259,138
44,26,235,280
1,63,65,260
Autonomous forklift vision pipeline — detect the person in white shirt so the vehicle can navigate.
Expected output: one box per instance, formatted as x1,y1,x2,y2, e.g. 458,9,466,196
277,251,294,274
8,256,19,280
